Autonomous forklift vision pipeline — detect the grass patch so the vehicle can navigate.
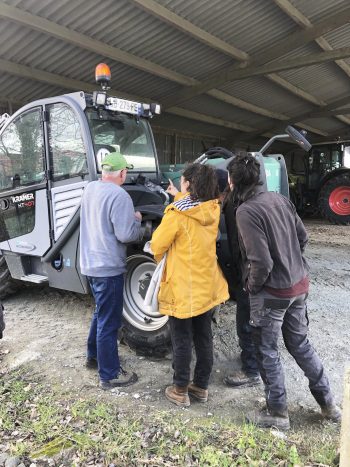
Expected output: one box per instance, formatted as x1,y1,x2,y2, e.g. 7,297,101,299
0,370,339,466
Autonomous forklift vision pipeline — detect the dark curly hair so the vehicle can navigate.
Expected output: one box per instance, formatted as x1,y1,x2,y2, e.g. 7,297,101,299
227,154,262,203
182,163,219,202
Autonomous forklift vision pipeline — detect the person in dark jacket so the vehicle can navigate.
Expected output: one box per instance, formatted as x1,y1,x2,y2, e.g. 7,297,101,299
0,300,4,339
227,154,341,430
216,168,260,387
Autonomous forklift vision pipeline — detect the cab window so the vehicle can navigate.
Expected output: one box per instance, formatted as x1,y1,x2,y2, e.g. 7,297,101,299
0,108,44,193
86,109,156,172
48,104,88,181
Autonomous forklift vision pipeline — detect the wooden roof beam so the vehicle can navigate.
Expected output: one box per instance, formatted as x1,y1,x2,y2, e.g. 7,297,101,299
161,5,350,106
239,94,350,142
163,48,350,108
0,1,329,134
273,0,350,126
0,59,258,134
129,0,249,61
131,0,349,127
0,1,195,86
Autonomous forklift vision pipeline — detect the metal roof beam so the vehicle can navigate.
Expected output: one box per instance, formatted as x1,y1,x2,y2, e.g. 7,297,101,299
163,48,350,108
129,0,249,61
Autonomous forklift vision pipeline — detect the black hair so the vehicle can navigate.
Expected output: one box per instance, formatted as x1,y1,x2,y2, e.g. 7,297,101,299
227,154,261,203
182,163,219,202
215,168,229,194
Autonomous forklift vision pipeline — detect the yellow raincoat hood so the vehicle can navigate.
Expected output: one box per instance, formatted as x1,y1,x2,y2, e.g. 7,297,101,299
150,194,229,319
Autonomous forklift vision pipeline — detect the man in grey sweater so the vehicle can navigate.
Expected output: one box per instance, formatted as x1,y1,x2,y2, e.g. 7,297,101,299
80,151,142,390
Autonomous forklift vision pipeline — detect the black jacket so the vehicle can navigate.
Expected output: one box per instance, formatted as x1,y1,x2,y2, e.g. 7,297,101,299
236,189,309,294
0,300,4,339
222,192,243,289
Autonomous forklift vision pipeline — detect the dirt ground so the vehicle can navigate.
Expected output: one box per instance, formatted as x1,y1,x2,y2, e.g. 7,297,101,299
1,219,349,429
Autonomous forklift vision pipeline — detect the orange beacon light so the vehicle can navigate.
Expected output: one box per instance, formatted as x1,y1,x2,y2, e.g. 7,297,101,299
95,63,111,90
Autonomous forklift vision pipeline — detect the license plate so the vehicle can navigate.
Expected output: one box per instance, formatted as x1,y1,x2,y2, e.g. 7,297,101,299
107,98,141,115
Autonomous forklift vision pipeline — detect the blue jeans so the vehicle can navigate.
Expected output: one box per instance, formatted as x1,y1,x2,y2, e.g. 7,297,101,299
87,275,124,381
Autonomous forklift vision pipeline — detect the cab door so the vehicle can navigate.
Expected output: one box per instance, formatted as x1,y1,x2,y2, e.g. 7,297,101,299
0,106,51,256
45,102,89,243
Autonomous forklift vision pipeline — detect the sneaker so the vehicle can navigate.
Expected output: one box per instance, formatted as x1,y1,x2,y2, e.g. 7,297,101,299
165,385,190,407
100,367,138,390
85,357,98,369
246,407,290,430
224,370,260,388
188,383,208,402
321,404,342,422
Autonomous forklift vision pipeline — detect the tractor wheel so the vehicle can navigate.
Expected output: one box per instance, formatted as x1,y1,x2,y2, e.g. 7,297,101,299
318,174,350,225
0,253,19,299
121,253,171,357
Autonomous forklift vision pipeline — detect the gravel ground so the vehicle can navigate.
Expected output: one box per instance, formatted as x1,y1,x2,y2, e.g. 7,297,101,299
0,218,349,428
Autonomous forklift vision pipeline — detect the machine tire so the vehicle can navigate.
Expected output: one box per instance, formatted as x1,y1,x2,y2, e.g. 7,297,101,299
121,252,171,357
318,174,350,225
121,320,171,358
0,254,19,299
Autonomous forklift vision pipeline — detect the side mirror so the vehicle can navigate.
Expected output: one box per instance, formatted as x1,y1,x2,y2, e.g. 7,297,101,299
285,126,312,152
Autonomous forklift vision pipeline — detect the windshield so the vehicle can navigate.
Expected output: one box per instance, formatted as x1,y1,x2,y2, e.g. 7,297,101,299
86,109,157,172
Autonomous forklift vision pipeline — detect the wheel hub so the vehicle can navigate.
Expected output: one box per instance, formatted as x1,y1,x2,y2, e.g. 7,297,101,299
123,254,168,332
329,186,350,216
138,273,152,300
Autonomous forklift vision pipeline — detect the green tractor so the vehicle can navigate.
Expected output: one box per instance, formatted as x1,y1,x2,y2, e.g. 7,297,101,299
288,141,350,225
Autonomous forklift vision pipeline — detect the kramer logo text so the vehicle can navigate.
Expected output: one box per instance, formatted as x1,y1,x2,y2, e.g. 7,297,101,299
11,193,35,208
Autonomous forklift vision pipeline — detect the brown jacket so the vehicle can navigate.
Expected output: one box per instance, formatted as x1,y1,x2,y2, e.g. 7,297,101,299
236,189,309,294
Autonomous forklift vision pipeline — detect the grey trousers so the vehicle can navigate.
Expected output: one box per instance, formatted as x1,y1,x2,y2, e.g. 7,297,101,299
249,290,334,414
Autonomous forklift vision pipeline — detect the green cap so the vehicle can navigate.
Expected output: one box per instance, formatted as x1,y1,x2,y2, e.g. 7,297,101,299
101,151,133,171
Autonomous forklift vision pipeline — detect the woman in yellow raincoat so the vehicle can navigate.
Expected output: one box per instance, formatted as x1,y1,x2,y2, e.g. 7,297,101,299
150,163,229,407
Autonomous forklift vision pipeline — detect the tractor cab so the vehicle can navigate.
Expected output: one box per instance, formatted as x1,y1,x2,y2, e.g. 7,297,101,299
288,140,350,224
0,64,165,295
306,143,350,190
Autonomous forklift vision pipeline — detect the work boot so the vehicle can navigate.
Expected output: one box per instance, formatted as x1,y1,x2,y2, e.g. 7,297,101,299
188,383,208,402
321,403,342,422
85,357,98,369
165,385,190,407
100,367,138,390
224,370,260,388
246,407,290,430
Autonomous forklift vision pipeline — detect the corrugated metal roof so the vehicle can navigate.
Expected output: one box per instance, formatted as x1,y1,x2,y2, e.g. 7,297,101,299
219,77,313,117
180,94,272,129
303,117,349,133
162,0,297,56
0,72,63,103
290,0,350,24
4,0,234,80
1,0,350,145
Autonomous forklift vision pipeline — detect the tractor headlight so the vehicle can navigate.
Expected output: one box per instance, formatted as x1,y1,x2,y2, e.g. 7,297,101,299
93,91,107,106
